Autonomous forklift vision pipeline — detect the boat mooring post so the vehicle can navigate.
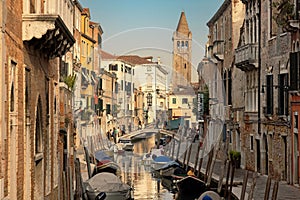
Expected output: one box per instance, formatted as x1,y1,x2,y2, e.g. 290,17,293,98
185,144,193,171
84,146,92,179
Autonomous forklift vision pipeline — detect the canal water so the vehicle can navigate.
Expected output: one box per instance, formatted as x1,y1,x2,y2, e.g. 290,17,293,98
111,132,176,200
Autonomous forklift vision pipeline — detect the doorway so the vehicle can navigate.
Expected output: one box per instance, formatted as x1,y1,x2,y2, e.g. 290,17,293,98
264,134,268,175
256,139,261,172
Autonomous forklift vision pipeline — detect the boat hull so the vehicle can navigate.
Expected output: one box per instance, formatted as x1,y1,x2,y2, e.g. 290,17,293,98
176,176,206,197
87,189,131,200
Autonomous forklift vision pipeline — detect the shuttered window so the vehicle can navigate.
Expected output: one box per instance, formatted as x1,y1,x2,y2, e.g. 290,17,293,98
266,75,273,115
290,52,299,91
278,73,288,116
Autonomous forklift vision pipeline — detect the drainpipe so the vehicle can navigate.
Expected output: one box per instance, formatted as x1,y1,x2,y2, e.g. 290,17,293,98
0,0,6,173
258,0,261,136
257,0,262,175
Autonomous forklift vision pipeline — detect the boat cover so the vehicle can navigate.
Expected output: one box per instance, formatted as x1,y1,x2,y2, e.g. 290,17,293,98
153,156,172,163
160,160,180,170
94,150,112,161
86,172,130,192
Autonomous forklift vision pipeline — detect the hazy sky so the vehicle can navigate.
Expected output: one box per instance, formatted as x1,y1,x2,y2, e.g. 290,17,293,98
80,0,224,81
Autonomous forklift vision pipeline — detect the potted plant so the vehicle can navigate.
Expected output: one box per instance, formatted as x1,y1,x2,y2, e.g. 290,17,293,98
229,150,241,168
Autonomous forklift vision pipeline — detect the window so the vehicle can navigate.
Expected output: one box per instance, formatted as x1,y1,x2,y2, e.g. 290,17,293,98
182,98,188,104
294,112,298,129
185,41,188,47
266,74,274,115
10,61,16,112
172,98,176,104
181,41,184,47
250,135,254,151
36,97,43,155
228,70,232,105
177,41,180,48
25,68,30,115
278,73,288,115
106,104,111,114
109,64,118,71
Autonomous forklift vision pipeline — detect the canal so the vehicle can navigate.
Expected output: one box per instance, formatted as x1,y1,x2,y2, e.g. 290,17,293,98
111,132,176,200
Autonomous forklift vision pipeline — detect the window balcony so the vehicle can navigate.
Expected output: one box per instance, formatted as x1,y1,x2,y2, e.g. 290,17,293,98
22,0,75,58
212,40,224,61
235,43,258,71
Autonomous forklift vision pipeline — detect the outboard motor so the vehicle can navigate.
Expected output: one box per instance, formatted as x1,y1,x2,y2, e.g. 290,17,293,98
95,192,106,200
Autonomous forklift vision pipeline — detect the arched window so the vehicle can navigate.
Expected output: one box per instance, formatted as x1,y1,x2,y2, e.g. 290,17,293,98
10,61,16,112
10,83,14,112
181,41,184,47
177,41,180,48
185,41,188,48
36,97,43,154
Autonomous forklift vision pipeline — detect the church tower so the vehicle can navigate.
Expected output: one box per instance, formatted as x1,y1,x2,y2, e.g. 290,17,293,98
172,11,192,85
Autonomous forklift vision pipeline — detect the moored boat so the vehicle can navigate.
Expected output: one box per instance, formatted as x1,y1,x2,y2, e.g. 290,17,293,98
92,159,121,177
85,172,132,200
176,175,206,197
151,155,172,171
142,148,164,166
157,160,182,177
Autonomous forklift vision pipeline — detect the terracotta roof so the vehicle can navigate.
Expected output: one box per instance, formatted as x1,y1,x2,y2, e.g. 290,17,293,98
176,11,190,35
117,55,154,65
82,8,90,17
100,50,117,60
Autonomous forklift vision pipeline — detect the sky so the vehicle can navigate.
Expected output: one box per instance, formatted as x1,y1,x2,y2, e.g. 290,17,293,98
80,0,224,82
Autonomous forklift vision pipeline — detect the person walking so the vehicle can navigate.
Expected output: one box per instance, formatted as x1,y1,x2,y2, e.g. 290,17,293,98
112,127,117,143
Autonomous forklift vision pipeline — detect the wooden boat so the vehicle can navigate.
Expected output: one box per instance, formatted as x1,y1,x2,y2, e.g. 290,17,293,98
157,161,181,177
85,172,132,200
151,155,172,171
92,159,121,177
161,166,186,178
141,148,164,166
161,177,177,193
198,191,221,200
118,138,134,151
176,175,206,197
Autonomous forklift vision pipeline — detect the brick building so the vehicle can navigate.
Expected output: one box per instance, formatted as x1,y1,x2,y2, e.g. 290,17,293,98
205,0,245,154
1,0,76,199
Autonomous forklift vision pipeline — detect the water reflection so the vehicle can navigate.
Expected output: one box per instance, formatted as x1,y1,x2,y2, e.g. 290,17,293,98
112,133,175,200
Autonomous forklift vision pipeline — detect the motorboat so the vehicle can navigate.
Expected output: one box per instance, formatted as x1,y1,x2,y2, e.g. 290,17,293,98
176,175,206,198
85,172,132,200
142,148,164,166
118,139,134,151
151,155,172,171
92,159,121,177
157,161,185,178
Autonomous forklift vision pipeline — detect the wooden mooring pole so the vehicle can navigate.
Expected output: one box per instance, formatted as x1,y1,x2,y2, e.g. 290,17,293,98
264,176,272,200
185,144,193,171
240,170,249,200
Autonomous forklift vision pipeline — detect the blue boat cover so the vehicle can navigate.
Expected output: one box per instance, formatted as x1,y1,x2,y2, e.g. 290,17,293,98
94,150,112,161
160,160,180,169
153,156,172,163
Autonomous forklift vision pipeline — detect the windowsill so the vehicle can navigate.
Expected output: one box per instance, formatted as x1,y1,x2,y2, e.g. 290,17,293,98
35,152,43,162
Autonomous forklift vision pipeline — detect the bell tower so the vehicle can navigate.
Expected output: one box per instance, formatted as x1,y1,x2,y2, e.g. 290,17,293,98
172,11,192,85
